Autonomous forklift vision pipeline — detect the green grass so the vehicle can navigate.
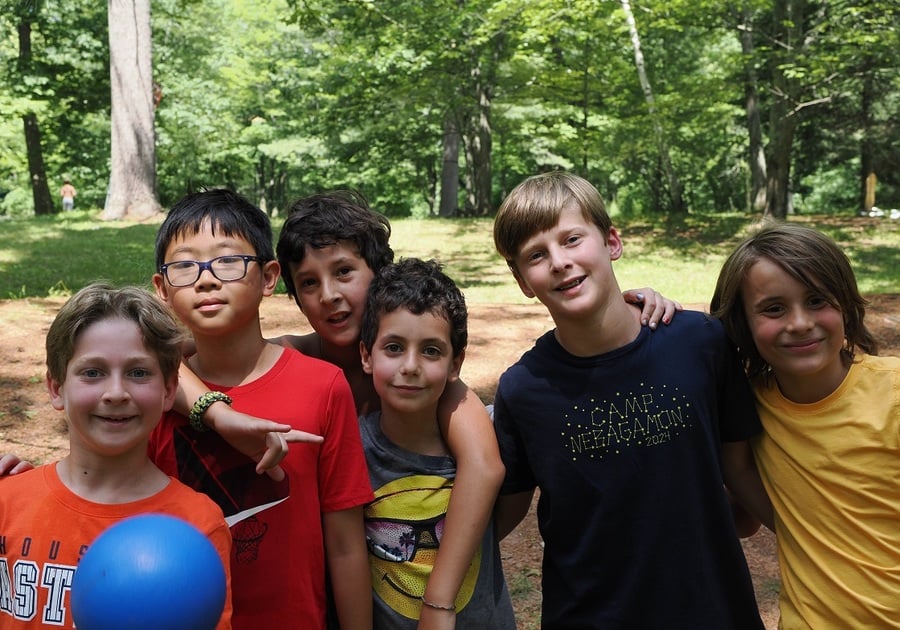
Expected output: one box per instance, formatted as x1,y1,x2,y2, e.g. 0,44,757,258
1,209,898,304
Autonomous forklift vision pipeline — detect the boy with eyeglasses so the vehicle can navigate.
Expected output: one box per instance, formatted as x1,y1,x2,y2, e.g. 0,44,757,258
358,258,516,628
149,189,374,629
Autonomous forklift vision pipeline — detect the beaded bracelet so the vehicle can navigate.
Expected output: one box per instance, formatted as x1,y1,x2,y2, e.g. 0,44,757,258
420,597,456,612
188,391,232,432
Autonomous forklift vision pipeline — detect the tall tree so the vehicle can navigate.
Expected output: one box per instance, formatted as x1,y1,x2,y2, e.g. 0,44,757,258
439,113,461,216
737,4,767,213
103,0,160,220
620,0,684,213
16,4,54,215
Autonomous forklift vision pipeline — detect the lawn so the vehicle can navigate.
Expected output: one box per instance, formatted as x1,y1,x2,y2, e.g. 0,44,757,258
1,209,898,304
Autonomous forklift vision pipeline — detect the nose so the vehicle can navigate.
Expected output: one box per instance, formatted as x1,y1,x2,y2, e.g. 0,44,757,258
785,306,813,332
320,278,342,304
547,244,571,272
101,374,130,403
195,265,221,289
399,351,420,375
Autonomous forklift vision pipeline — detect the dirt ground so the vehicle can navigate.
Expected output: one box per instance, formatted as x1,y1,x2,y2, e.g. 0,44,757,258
1,293,898,628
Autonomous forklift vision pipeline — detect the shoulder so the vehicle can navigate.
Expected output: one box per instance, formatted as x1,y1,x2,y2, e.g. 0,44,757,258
657,310,727,347
667,309,723,332
272,344,346,380
857,353,900,371
0,463,46,490
162,477,228,520
853,353,900,388
269,331,320,357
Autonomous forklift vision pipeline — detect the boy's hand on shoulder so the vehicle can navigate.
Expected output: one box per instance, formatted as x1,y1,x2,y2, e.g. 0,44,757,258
205,405,323,482
0,453,34,476
623,287,683,329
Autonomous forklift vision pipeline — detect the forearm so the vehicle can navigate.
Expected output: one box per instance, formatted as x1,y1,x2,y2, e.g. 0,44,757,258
429,381,505,607
721,441,774,532
324,507,372,630
494,491,533,541
174,362,227,426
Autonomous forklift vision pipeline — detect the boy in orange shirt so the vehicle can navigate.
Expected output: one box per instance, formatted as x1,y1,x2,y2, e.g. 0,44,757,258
0,283,232,629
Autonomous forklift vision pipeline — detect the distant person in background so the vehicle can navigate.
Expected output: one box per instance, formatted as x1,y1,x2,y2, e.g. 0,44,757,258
60,179,77,211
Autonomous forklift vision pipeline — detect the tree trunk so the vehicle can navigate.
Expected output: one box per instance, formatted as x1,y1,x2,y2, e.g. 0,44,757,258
621,0,685,213
763,0,805,219
738,8,767,214
18,17,54,216
22,114,55,216
463,59,493,216
859,66,875,215
103,0,161,220
439,113,460,217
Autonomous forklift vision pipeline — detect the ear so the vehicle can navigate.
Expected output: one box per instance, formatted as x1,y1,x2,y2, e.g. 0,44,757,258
359,340,374,375
606,227,624,262
152,273,170,302
161,372,179,413
46,372,65,411
448,348,465,383
261,260,281,296
511,267,536,299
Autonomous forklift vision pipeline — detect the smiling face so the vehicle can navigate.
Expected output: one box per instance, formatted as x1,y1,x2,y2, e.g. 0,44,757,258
48,317,177,459
360,308,461,418
152,219,279,339
510,203,623,323
288,240,376,349
741,257,849,402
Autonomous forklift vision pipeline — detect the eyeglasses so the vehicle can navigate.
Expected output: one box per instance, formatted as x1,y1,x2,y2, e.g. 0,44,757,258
159,255,264,287
365,515,445,563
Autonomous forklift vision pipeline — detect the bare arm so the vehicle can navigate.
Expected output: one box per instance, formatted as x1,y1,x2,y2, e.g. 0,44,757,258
419,380,505,624
622,287,683,329
494,490,535,541
175,363,323,481
323,506,372,630
721,440,774,533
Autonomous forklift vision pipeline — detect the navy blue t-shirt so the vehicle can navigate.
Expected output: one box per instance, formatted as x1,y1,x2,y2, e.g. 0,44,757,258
494,311,764,629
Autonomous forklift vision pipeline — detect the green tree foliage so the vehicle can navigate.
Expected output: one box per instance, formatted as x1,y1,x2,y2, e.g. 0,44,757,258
0,0,108,214
0,0,897,218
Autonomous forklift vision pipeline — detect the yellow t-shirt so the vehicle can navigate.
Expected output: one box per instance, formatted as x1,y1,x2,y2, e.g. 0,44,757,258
752,354,900,629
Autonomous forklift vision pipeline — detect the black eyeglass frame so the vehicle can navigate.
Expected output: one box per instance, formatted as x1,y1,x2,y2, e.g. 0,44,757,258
159,254,265,287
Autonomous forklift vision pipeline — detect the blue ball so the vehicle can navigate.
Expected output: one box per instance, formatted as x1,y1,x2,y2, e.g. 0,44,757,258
71,513,227,630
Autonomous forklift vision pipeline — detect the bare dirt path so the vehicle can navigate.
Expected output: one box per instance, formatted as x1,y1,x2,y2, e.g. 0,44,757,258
2,294,898,628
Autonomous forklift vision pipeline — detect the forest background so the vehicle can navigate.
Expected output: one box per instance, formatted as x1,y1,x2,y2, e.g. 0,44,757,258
2,0,899,224
2,3,900,627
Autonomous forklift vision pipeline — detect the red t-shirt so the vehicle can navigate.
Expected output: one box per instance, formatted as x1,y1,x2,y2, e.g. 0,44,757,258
148,346,373,629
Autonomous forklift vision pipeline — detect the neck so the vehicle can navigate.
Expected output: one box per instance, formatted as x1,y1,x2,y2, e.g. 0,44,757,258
191,326,278,386
553,300,642,357
774,360,850,404
318,336,379,415
318,336,363,372
56,453,169,504
379,407,448,457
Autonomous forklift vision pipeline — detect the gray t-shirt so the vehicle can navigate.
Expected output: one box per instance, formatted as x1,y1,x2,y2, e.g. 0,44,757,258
360,411,516,630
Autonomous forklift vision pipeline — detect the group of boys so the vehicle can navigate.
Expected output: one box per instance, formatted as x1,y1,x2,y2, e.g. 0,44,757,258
1,173,781,629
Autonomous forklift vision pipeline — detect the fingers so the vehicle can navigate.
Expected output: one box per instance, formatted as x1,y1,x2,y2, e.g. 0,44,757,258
253,430,323,480
256,432,288,481
260,464,286,482
635,288,667,329
624,287,682,329
0,454,34,476
283,429,324,444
